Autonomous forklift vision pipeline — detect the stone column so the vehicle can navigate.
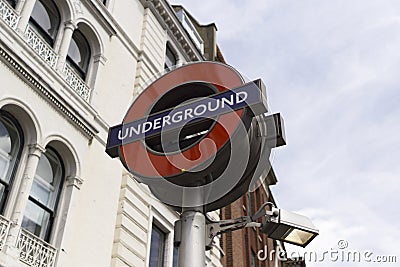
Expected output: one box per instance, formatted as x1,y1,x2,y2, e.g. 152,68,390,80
3,144,45,257
16,0,37,33
56,21,77,72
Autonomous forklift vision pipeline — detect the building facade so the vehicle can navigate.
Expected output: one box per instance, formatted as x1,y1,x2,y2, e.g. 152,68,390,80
0,0,223,266
220,169,282,267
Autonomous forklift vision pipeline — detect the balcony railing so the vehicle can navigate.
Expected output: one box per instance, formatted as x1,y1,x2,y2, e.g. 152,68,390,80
0,0,20,30
17,229,57,267
0,215,11,250
63,63,91,101
24,25,58,69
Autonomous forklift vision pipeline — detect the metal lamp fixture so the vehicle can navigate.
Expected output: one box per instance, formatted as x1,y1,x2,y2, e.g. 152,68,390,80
261,207,319,247
207,202,319,250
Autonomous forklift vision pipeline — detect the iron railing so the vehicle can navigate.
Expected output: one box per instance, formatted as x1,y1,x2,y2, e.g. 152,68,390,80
24,25,58,68
63,63,91,101
17,229,57,267
0,0,20,30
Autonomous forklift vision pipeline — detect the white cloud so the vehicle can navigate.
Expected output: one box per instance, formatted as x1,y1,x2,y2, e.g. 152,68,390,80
171,0,400,264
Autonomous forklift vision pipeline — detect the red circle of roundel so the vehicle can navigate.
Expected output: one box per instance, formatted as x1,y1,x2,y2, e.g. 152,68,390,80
119,62,245,179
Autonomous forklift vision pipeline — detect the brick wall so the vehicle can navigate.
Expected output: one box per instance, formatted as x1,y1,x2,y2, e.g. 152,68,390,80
220,186,285,267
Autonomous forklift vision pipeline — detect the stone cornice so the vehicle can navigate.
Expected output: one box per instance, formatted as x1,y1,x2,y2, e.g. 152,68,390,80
0,44,99,139
141,0,205,62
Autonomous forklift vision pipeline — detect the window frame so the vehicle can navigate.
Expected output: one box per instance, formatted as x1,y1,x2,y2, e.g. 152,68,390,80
172,245,179,267
0,111,24,214
149,224,166,267
164,44,177,70
66,29,92,80
28,0,61,47
5,0,17,8
22,147,65,242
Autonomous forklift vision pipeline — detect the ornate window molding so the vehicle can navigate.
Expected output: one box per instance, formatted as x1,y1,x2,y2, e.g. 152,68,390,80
0,46,98,138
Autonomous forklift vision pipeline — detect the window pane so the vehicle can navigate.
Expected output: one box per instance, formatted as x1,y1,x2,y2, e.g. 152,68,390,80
251,250,256,267
5,0,17,8
32,149,62,209
35,152,53,183
22,148,63,241
0,184,5,204
165,45,176,69
22,200,51,239
172,246,179,267
67,30,91,79
0,114,23,213
30,180,50,207
149,225,165,267
0,116,21,183
30,0,60,45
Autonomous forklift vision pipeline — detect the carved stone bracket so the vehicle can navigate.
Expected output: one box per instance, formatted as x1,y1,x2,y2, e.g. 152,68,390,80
66,175,84,189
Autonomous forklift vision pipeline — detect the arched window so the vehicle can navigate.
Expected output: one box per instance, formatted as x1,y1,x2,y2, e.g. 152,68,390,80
29,0,60,46
67,30,91,80
0,112,23,213
165,44,177,70
22,147,64,241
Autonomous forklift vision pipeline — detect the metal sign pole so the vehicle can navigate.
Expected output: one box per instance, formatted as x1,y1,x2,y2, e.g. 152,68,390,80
178,208,206,267
177,187,206,267
106,63,287,266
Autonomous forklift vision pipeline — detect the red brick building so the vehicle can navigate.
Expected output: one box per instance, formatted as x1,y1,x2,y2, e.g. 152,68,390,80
220,169,285,267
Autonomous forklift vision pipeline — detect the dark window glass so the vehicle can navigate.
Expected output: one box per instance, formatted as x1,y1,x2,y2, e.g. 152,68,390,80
5,0,17,8
67,30,91,80
29,0,60,46
149,225,165,267
22,148,64,241
0,112,23,213
164,45,177,70
251,250,256,267
172,246,178,267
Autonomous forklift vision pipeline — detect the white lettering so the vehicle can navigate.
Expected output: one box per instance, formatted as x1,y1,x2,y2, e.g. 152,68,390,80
163,115,171,127
194,104,207,116
118,128,129,140
129,125,141,136
236,91,248,104
172,111,183,123
221,95,234,108
184,108,193,120
153,117,161,129
207,99,220,112
142,121,153,133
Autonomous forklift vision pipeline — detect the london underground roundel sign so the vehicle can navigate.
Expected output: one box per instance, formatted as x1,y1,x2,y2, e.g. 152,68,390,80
106,62,279,211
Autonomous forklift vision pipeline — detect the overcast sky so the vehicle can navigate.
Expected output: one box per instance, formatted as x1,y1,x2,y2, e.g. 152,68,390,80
171,1,400,266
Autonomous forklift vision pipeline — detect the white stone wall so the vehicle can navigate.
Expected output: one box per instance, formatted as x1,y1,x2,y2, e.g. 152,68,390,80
0,0,223,266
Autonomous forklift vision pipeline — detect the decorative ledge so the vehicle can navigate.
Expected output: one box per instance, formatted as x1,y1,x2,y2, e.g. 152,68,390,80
24,25,58,69
17,229,57,267
63,64,91,101
0,46,98,138
0,215,11,250
0,0,20,30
